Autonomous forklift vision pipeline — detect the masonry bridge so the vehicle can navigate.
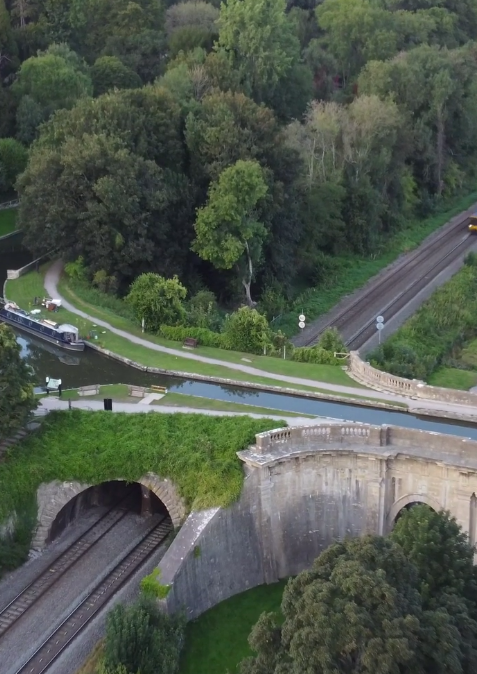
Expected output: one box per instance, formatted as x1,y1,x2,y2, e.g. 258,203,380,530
158,422,477,619
29,422,477,620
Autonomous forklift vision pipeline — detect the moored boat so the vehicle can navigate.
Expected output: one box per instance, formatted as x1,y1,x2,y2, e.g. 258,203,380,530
0,298,85,351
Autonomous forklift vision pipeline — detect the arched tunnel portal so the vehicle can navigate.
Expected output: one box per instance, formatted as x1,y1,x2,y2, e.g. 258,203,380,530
32,474,186,551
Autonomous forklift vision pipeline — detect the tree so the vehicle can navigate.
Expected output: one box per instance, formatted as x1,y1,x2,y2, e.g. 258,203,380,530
91,56,142,97
13,44,92,142
216,0,300,103
0,324,37,441
165,1,219,36
240,536,467,674
223,307,271,353
192,160,268,306
0,138,28,195
391,505,475,605
126,273,187,331
103,596,184,674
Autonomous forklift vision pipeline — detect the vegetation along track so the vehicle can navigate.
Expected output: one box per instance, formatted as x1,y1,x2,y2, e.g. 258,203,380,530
0,498,133,638
14,515,172,674
298,214,474,350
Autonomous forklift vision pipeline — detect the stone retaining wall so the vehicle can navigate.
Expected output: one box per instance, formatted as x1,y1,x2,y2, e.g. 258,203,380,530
349,350,477,407
6,253,51,280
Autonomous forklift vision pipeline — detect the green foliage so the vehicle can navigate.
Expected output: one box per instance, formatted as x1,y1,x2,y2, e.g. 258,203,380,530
186,289,221,330
391,505,475,606
0,494,37,580
223,307,270,354
0,324,37,442
240,535,474,674
103,596,184,674
292,328,346,364
193,545,201,558
140,568,170,599
369,259,477,381
193,159,268,305
91,57,142,97
0,411,279,526
159,324,226,348
0,138,28,195
126,273,187,332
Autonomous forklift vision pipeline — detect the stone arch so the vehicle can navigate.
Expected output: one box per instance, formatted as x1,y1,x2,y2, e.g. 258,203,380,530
31,473,186,551
386,492,443,532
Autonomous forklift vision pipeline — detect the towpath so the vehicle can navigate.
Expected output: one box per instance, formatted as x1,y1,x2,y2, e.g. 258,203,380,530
44,261,477,420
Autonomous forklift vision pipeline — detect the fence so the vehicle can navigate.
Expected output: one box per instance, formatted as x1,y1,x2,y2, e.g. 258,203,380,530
0,199,19,211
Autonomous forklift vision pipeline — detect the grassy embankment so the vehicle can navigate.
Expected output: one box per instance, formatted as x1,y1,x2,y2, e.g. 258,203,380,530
6,267,367,396
77,581,286,674
276,192,477,336
41,385,315,417
369,257,477,390
0,412,279,577
0,207,17,237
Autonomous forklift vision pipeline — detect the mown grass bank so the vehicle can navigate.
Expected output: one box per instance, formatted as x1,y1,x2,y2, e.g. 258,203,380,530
277,192,477,336
0,412,280,578
180,581,286,674
6,266,363,391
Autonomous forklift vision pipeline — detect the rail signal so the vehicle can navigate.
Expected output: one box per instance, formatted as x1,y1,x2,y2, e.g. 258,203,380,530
298,313,306,330
376,316,385,345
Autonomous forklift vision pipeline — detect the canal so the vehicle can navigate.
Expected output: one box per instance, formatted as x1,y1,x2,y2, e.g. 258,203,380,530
2,249,477,439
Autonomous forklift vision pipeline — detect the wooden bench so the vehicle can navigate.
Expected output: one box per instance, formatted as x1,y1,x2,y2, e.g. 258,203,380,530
78,384,100,397
151,385,167,394
183,337,198,348
128,385,148,398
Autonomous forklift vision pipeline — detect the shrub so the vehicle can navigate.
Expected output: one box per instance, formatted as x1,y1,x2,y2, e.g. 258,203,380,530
186,289,222,330
126,273,187,332
140,569,170,599
103,596,184,674
223,307,271,354
159,324,226,348
292,345,340,364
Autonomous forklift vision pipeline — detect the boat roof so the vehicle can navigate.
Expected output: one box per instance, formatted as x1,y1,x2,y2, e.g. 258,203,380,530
58,323,79,333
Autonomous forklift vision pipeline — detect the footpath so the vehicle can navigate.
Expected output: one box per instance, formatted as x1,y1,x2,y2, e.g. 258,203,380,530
37,396,324,427
44,261,477,421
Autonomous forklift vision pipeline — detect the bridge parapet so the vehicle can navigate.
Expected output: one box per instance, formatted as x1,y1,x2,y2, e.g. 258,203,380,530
254,423,384,454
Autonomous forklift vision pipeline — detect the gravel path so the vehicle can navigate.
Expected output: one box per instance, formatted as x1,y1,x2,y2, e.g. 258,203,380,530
2,510,165,674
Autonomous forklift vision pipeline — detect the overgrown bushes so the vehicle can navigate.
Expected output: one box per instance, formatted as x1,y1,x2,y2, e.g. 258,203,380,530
159,324,226,348
369,254,477,381
101,596,184,674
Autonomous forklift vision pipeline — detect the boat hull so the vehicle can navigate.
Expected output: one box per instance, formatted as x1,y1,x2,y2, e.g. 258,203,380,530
1,316,85,352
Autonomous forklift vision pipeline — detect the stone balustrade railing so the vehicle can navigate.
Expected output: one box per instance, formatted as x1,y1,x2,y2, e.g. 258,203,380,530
348,351,477,407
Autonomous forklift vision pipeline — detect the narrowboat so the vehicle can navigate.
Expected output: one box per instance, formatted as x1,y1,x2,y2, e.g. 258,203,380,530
0,298,85,351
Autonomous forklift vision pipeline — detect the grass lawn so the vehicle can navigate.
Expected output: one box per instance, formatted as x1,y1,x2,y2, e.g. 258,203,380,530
428,367,477,390
38,384,132,401
0,207,17,237
180,581,286,674
6,267,367,393
154,392,315,417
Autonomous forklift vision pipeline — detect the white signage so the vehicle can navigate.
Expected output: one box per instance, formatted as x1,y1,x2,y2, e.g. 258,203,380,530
299,314,306,322
298,321,305,329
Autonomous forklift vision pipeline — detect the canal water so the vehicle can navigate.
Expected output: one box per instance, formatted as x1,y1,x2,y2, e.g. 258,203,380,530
2,249,477,440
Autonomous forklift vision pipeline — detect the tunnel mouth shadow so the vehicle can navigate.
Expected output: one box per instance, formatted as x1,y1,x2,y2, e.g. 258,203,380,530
393,501,434,526
48,480,168,544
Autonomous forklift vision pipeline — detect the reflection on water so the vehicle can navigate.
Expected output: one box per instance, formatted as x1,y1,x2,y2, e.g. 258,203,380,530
3,249,477,441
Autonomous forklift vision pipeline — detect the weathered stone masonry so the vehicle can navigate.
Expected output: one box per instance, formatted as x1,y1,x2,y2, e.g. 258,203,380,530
160,423,477,620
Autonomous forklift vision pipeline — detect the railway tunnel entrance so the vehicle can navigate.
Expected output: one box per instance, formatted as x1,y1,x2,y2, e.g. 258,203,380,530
47,480,169,544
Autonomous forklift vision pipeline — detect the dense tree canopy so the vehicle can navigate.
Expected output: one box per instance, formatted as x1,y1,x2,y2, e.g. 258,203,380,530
2,0,477,321
240,514,477,674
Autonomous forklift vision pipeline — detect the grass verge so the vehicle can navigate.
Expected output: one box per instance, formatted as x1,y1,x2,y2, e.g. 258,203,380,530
6,267,366,392
180,582,286,674
427,368,477,390
276,192,477,336
0,207,17,237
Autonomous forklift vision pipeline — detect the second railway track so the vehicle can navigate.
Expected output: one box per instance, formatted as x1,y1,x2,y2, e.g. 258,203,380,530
0,497,134,638
297,213,475,350
14,515,172,674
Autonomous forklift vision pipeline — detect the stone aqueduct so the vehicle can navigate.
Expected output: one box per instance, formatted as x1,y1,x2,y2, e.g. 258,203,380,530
32,422,477,618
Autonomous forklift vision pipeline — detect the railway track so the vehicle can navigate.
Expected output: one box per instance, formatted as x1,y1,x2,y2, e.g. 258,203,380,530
0,503,131,638
297,213,474,349
15,515,172,674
